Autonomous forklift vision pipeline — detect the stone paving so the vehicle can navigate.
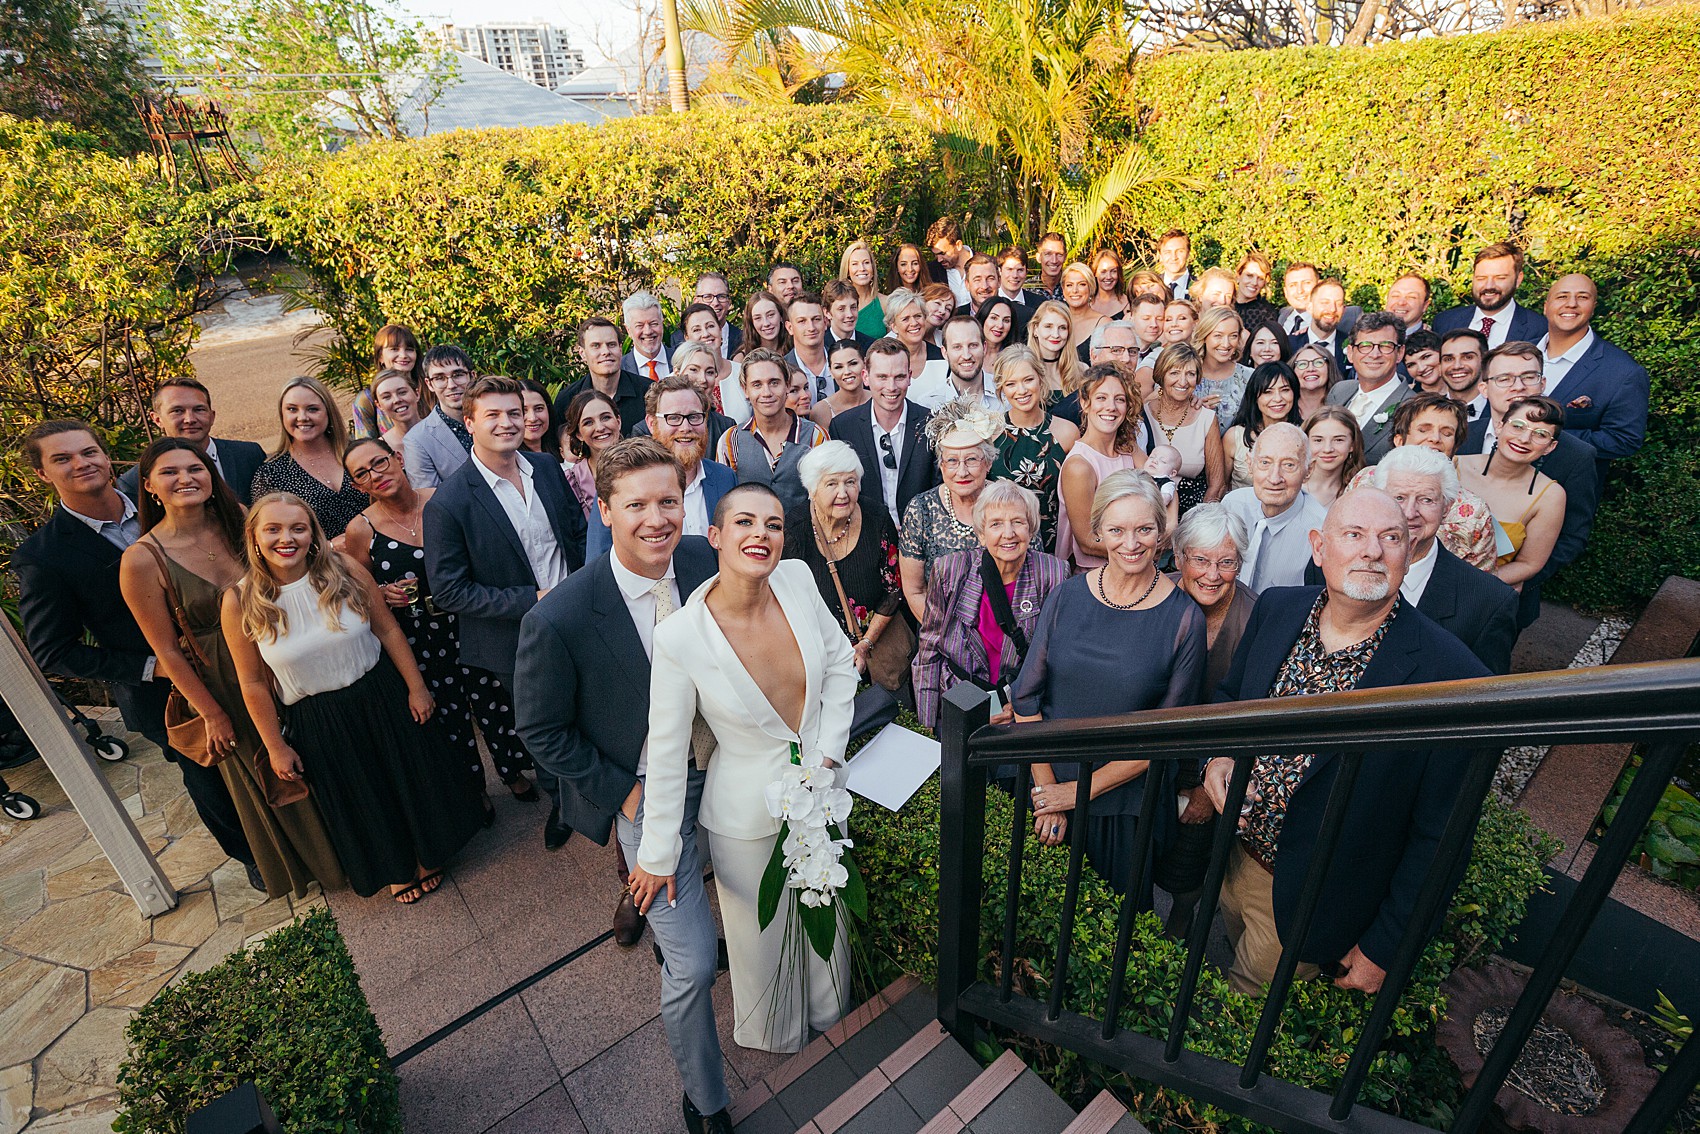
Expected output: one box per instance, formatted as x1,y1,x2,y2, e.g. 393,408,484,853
0,710,325,1134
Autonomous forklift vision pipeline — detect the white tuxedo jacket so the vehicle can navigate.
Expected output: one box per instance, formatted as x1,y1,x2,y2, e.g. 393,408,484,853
636,560,858,875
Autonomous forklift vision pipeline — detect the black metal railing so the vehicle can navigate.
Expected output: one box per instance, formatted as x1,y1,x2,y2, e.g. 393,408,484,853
935,656,1700,1134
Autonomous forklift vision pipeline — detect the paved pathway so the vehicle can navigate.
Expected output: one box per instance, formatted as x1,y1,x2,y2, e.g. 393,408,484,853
0,712,325,1134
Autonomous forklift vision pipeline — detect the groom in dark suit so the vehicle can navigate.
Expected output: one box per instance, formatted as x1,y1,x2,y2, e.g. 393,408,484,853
425,376,585,848
116,378,265,505
829,338,938,526
15,421,258,886
514,439,731,1134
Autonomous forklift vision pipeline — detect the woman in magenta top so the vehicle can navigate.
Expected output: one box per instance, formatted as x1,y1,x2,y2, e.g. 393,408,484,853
913,481,1069,730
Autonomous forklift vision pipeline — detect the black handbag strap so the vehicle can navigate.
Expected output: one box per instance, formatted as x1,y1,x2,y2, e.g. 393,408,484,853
978,549,1028,657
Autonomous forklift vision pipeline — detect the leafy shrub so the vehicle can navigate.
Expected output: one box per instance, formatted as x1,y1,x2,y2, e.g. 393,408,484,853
0,115,260,567
115,908,400,1134
253,105,954,390
1108,8,1700,611
1598,750,1700,890
850,730,1560,1131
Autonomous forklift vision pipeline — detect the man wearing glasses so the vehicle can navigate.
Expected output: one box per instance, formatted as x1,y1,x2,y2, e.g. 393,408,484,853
1324,311,1412,463
828,338,939,526
668,272,741,358
403,344,476,488
1459,342,1600,625
644,376,736,536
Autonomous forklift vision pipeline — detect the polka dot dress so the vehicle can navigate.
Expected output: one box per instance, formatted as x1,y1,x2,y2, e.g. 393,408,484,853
362,531,534,787
251,453,370,539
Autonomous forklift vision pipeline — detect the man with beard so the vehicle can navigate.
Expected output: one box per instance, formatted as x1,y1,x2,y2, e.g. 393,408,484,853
645,375,736,537
1434,243,1548,348
1204,489,1489,995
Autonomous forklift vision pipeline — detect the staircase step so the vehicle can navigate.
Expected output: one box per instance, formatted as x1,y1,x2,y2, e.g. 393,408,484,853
958,1059,1077,1134
731,975,926,1132
1061,1091,1147,1134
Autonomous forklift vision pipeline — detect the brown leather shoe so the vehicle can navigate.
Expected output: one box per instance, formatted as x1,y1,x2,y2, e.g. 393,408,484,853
613,889,646,946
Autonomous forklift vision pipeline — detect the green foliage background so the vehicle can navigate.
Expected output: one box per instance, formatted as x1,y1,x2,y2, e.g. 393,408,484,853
256,105,955,387
850,766,1561,1131
114,908,400,1133
1112,7,1700,609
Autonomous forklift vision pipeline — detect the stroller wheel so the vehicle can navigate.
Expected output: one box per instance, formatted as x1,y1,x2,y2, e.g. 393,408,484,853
2,794,41,820
91,735,129,762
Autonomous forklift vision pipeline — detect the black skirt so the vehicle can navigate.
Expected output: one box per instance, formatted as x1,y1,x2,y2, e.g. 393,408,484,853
283,654,482,896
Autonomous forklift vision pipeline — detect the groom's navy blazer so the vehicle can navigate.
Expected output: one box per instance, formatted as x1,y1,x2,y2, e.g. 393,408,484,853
424,449,586,676
513,538,717,846
1215,586,1489,970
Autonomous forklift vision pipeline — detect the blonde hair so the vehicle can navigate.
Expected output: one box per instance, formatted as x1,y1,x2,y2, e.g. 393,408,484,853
270,375,349,459
991,344,1044,398
1060,262,1098,299
1191,305,1244,351
1024,300,1081,394
237,493,372,644
838,239,877,287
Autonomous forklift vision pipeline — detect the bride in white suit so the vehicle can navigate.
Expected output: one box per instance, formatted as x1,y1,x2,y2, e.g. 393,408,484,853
632,482,859,1053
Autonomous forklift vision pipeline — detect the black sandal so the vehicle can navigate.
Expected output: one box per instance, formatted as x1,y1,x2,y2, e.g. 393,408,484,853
419,869,445,895
391,882,426,905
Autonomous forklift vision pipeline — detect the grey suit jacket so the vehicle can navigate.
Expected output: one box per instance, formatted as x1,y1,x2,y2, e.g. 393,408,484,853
1325,377,1412,463
402,409,471,489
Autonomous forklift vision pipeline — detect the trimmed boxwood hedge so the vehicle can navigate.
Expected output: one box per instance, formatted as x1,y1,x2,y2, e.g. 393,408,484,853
1114,8,1700,611
255,104,955,388
114,908,399,1134
848,715,1560,1131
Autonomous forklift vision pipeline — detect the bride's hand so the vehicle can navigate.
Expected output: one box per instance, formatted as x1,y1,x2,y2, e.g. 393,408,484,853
629,866,675,915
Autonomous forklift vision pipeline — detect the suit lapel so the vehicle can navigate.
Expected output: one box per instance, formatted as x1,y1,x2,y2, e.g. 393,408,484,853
1546,337,1601,408
1298,600,1421,785
52,507,122,568
466,467,531,571
590,558,654,693
526,453,578,556
1416,549,1458,622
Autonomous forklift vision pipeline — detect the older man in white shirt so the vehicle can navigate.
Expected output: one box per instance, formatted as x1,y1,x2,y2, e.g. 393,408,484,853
1221,423,1327,594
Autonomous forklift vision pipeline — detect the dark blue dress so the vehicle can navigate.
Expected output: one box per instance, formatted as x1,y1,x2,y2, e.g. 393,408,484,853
1009,576,1207,895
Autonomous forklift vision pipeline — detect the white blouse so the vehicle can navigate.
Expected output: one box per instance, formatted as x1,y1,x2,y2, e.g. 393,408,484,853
254,577,381,705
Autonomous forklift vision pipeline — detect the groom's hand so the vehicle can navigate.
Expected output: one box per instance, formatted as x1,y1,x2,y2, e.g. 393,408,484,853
628,866,675,915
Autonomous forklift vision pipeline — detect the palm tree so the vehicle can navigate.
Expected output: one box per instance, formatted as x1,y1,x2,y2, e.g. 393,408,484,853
679,0,1193,253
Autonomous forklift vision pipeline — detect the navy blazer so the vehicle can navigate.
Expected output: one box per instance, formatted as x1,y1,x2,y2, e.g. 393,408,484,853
513,538,717,845
117,436,265,506
829,400,939,523
1215,586,1490,969
1433,302,1548,343
424,450,586,675
12,504,168,738
1544,332,1650,465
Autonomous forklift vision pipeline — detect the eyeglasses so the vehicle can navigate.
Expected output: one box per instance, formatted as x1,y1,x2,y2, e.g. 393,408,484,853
1351,341,1400,355
1486,372,1544,389
941,455,986,473
1292,358,1329,371
659,412,706,428
1183,554,1240,574
429,368,471,385
878,432,897,470
348,454,394,483
1503,418,1557,442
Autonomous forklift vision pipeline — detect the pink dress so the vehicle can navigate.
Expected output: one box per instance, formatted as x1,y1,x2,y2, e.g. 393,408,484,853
1055,444,1138,570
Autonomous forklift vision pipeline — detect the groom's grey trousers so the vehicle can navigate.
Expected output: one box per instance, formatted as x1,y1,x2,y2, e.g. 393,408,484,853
616,767,729,1114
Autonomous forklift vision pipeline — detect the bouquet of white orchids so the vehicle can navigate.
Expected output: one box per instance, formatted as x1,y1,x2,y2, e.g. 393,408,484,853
757,743,867,960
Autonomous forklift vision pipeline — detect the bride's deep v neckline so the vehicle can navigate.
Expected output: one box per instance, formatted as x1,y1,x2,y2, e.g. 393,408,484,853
703,580,808,737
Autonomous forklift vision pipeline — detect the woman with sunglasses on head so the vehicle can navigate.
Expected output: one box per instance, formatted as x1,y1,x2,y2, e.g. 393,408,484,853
341,438,535,823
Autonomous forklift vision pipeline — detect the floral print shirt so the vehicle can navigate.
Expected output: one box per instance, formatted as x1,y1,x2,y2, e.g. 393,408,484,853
1241,591,1395,864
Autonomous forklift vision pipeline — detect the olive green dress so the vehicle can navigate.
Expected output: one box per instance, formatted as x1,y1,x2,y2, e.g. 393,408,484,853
156,548,346,897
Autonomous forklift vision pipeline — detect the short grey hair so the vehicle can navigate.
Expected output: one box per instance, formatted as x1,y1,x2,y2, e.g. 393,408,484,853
881,288,925,323
1252,420,1310,468
622,290,663,324
670,341,717,372
1172,502,1250,561
1089,320,1138,352
1090,470,1169,541
1371,443,1460,508
973,480,1040,533
937,436,997,471
797,439,863,498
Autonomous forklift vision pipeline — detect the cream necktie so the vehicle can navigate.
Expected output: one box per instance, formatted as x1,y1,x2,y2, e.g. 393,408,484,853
652,579,716,769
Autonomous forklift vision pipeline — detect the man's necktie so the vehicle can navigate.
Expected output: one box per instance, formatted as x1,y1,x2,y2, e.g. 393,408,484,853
1290,315,1304,337
1245,519,1271,593
646,359,660,382
652,579,716,768
1479,316,1495,340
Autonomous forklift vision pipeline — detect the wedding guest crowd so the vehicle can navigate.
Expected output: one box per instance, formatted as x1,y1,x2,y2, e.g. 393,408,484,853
12,229,1646,1023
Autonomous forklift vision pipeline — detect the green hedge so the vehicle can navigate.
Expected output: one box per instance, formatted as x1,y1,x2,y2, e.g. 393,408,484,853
255,105,953,389
115,908,400,1134
1116,8,1700,610
849,733,1561,1131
